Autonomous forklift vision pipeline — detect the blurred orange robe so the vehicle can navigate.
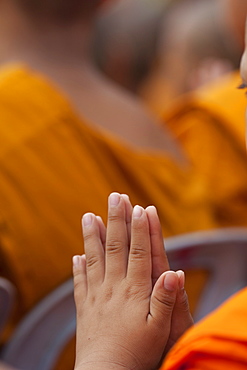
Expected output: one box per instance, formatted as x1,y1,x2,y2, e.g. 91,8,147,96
0,65,216,329
162,287,247,370
162,72,247,227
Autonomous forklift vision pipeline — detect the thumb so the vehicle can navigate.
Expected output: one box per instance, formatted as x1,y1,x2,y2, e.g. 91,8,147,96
150,271,178,324
164,270,193,353
175,271,193,323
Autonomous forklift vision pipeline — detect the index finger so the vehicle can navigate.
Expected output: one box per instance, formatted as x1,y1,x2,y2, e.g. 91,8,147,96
105,193,129,281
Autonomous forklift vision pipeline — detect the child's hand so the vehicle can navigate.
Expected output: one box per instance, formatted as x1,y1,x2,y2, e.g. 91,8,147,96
73,193,192,370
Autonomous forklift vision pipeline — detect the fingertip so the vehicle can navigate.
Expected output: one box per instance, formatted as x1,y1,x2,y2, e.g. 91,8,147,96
72,255,81,268
121,194,132,223
163,271,179,292
73,254,87,304
121,193,129,201
145,205,157,213
132,205,144,219
108,192,121,207
96,216,106,245
145,205,162,237
96,215,104,227
73,254,85,270
176,270,185,290
82,212,95,228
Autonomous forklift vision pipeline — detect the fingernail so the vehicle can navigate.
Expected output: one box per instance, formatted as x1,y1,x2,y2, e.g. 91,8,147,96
73,255,81,267
82,213,93,227
176,270,185,290
96,215,103,223
109,192,120,206
145,205,156,212
133,205,143,218
164,271,177,291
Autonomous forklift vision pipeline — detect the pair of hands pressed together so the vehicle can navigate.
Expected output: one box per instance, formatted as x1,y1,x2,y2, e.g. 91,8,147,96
73,193,193,370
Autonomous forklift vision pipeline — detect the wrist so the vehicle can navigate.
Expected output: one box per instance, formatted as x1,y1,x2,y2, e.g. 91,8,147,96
74,346,140,370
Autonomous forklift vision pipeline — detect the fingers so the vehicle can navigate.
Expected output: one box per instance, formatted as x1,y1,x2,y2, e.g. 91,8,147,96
82,213,105,287
121,194,133,245
127,205,152,287
73,255,87,311
146,206,170,286
149,271,178,328
105,193,129,280
96,215,106,248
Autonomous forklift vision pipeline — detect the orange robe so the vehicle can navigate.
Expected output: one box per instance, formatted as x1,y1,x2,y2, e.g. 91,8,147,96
0,64,216,332
162,72,247,227
162,287,247,370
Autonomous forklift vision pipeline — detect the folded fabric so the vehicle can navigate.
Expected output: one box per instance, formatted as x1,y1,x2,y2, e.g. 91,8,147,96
162,287,247,370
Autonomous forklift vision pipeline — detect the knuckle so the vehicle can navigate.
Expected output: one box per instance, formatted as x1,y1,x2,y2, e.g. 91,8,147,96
123,285,133,300
129,282,148,295
104,287,113,302
155,291,176,312
86,254,100,269
130,243,147,260
108,213,123,223
177,289,190,312
123,284,144,301
83,231,94,244
106,239,124,254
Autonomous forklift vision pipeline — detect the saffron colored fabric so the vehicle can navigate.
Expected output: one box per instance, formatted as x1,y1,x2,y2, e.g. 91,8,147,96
162,287,247,370
162,72,247,227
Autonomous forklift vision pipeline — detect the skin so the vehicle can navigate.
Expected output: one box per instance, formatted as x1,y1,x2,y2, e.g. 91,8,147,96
73,193,193,370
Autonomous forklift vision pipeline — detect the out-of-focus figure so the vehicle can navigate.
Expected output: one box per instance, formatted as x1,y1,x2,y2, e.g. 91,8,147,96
139,0,242,116
93,0,167,94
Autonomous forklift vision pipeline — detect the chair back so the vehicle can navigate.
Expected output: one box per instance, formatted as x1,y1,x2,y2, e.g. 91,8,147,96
166,227,247,321
1,279,75,370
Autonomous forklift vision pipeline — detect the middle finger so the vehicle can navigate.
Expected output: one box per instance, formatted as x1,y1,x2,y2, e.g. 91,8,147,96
105,193,129,281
